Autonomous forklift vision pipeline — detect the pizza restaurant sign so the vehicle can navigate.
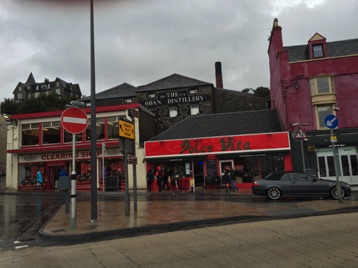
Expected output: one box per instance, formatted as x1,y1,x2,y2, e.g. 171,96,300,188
145,132,290,158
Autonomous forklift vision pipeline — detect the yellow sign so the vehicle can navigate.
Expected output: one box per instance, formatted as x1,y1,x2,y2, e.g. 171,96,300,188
330,135,337,143
119,119,134,140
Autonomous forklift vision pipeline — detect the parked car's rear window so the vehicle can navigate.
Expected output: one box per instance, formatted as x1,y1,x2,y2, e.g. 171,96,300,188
264,172,284,180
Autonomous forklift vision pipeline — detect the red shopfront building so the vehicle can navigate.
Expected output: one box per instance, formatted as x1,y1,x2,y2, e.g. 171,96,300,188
145,131,293,190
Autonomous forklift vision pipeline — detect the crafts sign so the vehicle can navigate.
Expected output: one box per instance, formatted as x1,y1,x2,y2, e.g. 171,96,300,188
145,132,290,158
61,107,88,134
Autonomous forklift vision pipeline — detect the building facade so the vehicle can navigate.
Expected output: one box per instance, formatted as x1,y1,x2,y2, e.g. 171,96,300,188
5,104,155,190
144,110,293,188
12,73,82,102
268,18,358,185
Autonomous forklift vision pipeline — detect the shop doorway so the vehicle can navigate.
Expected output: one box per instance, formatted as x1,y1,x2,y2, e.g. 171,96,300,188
317,147,358,184
193,161,204,186
48,165,65,190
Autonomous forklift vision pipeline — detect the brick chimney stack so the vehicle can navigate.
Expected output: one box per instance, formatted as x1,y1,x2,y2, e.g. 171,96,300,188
215,61,223,88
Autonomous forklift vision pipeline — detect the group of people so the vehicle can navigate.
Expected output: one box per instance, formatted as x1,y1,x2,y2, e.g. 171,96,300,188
146,166,182,192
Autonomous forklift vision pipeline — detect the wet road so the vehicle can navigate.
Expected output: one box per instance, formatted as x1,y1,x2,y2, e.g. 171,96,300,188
0,193,66,251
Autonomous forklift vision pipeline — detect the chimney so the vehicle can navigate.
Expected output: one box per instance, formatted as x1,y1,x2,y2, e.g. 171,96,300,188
215,61,223,88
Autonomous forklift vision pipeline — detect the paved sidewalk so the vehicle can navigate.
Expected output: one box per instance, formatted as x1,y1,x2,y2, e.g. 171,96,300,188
38,188,358,243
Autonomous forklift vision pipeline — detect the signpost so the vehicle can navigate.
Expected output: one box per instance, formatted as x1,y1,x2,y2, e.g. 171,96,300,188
324,114,342,203
61,107,88,229
292,127,307,173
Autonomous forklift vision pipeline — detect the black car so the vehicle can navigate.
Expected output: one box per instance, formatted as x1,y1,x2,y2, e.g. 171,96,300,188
251,171,351,200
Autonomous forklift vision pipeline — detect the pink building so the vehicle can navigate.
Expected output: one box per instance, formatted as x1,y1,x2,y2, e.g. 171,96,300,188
268,18,358,186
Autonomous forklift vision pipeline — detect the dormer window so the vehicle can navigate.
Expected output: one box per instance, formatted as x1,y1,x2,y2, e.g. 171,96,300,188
313,44,324,58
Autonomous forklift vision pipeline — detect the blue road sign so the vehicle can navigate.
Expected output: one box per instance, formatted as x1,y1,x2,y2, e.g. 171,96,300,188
324,114,338,129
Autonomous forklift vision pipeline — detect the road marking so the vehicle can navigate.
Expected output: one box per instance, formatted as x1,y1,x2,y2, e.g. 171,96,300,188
14,240,29,250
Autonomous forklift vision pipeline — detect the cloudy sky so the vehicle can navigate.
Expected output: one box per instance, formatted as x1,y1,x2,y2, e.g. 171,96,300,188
0,0,357,101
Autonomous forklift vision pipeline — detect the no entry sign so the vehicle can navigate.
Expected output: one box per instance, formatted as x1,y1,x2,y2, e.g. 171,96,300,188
61,107,88,134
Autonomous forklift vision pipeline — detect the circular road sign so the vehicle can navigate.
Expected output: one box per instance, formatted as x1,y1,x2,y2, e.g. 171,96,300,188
324,114,338,129
61,107,88,134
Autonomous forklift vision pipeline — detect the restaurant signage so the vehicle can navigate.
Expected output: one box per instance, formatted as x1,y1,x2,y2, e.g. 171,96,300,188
145,132,290,158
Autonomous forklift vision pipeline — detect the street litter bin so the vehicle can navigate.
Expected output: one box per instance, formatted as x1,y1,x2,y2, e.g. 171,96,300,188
57,176,70,191
105,176,118,191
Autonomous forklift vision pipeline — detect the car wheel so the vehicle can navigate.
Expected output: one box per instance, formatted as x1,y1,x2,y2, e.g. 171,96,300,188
330,186,345,200
267,187,281,200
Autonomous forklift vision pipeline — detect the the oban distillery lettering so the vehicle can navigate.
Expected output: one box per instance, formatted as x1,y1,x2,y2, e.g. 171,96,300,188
179,137,251,154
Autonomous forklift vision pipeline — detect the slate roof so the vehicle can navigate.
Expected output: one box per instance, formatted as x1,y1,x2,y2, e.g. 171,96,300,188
149,109,283,141
136,73,212,92
285,38,358,62
81,83,137,101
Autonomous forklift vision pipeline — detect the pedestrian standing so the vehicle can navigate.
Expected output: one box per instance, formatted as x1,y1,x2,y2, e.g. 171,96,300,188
162,167,170,190
229,166,238,192
35,170,44,191
146,169,155,191
155,166,164,192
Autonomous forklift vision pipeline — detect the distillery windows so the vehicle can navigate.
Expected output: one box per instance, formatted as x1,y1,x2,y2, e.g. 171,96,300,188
147,93,157,99
169,106,178,117
124,98,134,103
190,104,200,115
188,87,199,94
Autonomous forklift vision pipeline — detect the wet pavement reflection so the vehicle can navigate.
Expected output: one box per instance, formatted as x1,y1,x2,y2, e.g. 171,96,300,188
0,193,65,250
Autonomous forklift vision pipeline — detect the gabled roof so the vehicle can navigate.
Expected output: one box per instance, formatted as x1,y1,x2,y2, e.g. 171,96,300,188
284,38,358,62
136,73,212,92
150,109,282,141
81,83,137,101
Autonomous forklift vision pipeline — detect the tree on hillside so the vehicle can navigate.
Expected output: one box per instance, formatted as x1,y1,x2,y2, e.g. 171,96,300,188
1,93,75,115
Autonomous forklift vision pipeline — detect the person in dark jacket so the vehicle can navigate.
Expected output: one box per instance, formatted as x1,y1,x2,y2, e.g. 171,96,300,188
146,169,155,191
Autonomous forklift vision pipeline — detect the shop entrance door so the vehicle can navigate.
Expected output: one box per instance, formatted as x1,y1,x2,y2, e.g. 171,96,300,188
317,147,358,184
48,165,63,190
193,161,204,186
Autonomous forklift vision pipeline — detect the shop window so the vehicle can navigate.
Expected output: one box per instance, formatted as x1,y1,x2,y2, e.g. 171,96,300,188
21,123,40,146
219,160,234,175
310,77,333,95
107,116,119,140
86,118,105,141
64,131,82,143
169,107,178,118
316,105,333,129
42,121,61,144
